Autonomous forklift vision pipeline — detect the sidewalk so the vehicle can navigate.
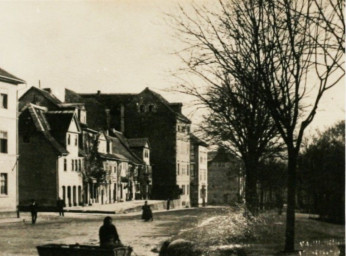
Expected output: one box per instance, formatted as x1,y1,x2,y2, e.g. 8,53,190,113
65,200,167,214
0,200,184,224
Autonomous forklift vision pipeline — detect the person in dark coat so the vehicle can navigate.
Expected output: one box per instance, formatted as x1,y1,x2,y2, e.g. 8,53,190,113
57,197,65,216
29,199,38,224
142,201,153,221
99,216,121,248
166,198,170,210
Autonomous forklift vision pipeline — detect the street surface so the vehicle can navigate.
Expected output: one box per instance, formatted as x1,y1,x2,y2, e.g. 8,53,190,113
0,207,225,256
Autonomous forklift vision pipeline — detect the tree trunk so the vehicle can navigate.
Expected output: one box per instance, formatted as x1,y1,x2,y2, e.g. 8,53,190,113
244,155,259,215
285,149,298,252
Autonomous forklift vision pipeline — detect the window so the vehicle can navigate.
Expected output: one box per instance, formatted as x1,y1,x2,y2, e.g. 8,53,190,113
67,134,71,145
187,165,190,175
75,135,78,146
187,185,190,195
0,173,7,195
191,165,195,177
148,104,155,112
182,185,185,195
139,105,145,113
75,160,78,171
72,159,74,171
64,159,67,171
0,93,8,109
177,163,180,175
144,149,149,158
0,131,8,153
78,159,81,171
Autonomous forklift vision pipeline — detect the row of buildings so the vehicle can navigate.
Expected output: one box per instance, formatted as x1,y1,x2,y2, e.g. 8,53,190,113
0,66,212,215
0,66,244,216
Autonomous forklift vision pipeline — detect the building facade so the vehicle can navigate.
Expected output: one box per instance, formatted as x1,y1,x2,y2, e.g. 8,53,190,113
19,86,149,206
0,68,25,215
190,134,208,207
18,104,84,207
77,88,192,204
208,148,244,205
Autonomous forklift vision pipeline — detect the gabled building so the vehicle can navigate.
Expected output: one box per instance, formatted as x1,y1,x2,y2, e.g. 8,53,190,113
190,134,208,207
0,68,25,216
19,86,150,206
18,104,84,207
208,148,244,205
128,138,152,199
75,88,192,205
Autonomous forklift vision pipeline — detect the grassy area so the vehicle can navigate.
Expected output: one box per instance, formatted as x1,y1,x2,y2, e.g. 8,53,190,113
173,206,344,255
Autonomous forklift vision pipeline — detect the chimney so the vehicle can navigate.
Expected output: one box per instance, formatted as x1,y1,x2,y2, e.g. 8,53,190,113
105,108,111,132
120,104,125,133
43,88,52,93
170,103,183,114
97,90,101,95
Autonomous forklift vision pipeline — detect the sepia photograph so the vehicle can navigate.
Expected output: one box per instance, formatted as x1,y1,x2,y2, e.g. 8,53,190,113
0,0,344,255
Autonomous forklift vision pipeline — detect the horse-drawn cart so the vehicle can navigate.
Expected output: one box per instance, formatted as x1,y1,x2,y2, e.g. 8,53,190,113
37,244,132,256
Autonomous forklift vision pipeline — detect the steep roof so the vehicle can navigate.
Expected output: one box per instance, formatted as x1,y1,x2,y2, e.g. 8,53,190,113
65,88,107,130
20,86,63,108
77,87,191,124
127,138,150,148
190,134,208,147
140,88,191,123
209,148,238,163
21,104,68,155
46,111,80,147
107,130,144,165
0,67,25,85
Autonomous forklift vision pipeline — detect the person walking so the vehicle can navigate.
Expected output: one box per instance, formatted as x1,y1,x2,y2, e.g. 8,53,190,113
166,198,170,210
57,197,65,216
141,201,153,221
99,216,121,248
29,199,38,224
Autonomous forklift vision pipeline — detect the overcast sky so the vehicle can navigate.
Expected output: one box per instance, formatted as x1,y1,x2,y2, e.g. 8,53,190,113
0,0,344,134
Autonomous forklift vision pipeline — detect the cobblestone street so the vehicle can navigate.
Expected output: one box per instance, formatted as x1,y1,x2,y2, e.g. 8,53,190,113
0,207,224,256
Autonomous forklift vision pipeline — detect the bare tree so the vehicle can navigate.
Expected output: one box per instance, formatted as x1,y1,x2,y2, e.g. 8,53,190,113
170,2,282,214
255,0,344,251
172,0,344,252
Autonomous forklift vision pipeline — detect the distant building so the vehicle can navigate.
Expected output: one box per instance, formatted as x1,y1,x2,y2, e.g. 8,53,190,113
18,104,84,207
75,88,192,205
128,138,152,199
208,148,244,205
0,68,25,216
190,134,208,207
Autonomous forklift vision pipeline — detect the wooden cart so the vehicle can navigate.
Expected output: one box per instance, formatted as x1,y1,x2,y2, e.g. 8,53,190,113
37,244,132,256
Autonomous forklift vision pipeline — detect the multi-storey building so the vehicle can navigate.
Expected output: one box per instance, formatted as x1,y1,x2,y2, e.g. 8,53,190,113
127,138,152,199
76,88,192,203
18,104,84,207
19,86,149,205
0,68,25,216
190,134,208,207
208,148,244,205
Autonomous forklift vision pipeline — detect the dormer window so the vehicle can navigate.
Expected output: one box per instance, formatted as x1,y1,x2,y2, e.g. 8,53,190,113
67,134,71,145
139,104,146,113
148,104,155,112
75,135,78,146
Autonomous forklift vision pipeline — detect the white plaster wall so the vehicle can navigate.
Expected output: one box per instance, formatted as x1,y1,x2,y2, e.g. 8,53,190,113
198,146,208,204
176,128,191,205
0,82,18,212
